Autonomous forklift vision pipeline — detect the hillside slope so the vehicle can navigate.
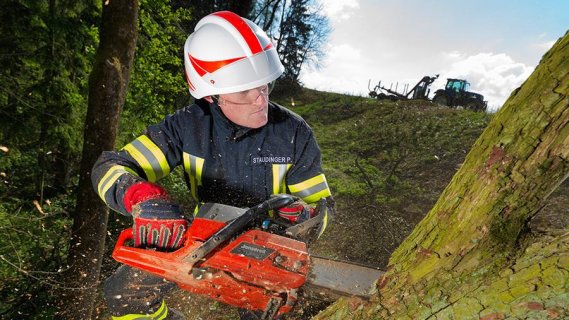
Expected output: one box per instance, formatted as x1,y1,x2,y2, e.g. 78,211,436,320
280,90,492,268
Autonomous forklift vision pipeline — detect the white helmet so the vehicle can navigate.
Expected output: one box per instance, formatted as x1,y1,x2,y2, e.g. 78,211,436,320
183,11,284,99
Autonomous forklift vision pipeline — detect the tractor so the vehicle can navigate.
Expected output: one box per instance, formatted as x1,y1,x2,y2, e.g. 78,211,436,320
432,78,487,112
368,75,439,101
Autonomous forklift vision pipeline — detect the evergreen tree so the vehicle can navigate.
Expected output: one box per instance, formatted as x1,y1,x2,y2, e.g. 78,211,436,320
0,0,99,197
251,0,330,94
0,1,98,317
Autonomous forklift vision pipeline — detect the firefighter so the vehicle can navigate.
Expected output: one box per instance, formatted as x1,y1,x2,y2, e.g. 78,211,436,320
92,11,334,319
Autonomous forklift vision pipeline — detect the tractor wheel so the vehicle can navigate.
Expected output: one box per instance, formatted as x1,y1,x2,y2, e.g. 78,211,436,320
432,94,448,106
465,100,484,112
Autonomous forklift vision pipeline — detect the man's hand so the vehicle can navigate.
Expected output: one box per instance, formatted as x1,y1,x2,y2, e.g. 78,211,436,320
276,200,313,223
281,197,334,244
131,199,187,250
123,181,187,251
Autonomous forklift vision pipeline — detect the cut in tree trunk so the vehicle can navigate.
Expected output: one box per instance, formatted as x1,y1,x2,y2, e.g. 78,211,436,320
316,30,569,319
56,1,139,319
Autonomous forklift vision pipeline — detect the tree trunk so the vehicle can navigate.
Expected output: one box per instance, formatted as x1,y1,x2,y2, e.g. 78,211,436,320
56,0,139,319
316,31,569,319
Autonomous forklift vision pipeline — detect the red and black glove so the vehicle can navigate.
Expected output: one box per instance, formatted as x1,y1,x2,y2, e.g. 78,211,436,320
276,200,315,224
280,198,334,244
123,182,188,251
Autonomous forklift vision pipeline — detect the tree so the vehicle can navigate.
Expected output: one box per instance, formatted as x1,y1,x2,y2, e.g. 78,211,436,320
0,0,98,197
0,1,98,317
56,0,139,318
317,31,569,319
120,0,192,142
172,0,254,31
251,0,330,95
276,0,328,82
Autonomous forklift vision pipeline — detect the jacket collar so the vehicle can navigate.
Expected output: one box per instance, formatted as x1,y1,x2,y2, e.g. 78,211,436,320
208,100,258,141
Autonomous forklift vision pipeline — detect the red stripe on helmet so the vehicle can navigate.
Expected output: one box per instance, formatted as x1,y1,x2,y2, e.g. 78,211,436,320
189,54,244,76
184,69,195,91
212,11,263,55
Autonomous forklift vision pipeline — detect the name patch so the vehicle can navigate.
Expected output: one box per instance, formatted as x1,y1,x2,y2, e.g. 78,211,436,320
251,155,292,164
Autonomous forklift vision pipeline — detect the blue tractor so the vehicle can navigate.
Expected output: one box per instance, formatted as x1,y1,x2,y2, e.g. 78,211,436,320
432,78,487,112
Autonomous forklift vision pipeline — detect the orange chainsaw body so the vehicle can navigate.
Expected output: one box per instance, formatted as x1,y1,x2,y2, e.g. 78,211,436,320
112,217,309,315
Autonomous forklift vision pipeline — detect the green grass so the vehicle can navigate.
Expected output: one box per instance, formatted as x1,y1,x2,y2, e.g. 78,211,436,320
275,89,492,268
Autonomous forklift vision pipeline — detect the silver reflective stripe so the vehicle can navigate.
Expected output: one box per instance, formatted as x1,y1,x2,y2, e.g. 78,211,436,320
97,166,138,203
189,154,198,179
130,139,166,179
292,181,328,199
272,164,289,194
98,167,128,196
183,153,204,201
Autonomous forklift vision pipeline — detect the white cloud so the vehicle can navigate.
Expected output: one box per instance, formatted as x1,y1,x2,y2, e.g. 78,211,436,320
534,32,557,51
534,40,556,51
299,1,555,112
302,49,535,111
300,43,373,96
432,52,534,111
320,0,359,21
327,43,362,61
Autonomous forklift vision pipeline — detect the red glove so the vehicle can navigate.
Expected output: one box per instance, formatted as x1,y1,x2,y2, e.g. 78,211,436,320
124,182,187,250
282,198,334,244
276,200,315,223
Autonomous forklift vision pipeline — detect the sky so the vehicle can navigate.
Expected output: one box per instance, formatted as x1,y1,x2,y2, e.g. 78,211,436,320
299,0,569,111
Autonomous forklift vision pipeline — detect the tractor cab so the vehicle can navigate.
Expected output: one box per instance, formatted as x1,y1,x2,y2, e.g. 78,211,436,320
445,79,469,93
432,78,487,112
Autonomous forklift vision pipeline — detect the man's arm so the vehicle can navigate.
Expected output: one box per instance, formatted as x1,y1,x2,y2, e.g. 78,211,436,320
283,122,335,242
91,111,186,215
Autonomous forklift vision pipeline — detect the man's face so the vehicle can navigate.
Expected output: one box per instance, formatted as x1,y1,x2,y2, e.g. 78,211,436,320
218,84,270,129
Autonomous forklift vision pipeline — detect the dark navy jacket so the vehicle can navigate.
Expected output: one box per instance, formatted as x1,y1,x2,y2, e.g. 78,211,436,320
92,99,332,215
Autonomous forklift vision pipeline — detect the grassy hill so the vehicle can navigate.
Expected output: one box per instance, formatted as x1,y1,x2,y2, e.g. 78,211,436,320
274,89,492,268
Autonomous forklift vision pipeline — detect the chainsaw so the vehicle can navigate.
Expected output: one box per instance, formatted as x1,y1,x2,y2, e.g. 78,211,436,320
112,194,383,319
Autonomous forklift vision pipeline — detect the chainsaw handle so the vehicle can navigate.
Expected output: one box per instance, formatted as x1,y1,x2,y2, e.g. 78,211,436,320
184,194,296,265
261,194,297,211
115,227,134,247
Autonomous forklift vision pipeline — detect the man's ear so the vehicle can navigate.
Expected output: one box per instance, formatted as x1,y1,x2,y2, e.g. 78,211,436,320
204,96,214,103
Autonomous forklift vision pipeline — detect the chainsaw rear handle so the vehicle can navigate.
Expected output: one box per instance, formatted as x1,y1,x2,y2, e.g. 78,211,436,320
259,194,298,211
184,194,296,265
115,227,133,248
113,228,189,276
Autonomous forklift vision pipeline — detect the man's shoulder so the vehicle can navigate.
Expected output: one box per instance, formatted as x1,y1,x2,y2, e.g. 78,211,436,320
171,99,212,120
269,102,309,128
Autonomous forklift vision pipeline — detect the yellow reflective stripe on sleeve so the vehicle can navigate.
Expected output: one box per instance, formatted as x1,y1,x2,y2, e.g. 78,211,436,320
288,173,332,203
123,144,155,182
183,152,205,201
111,300,168,320
318,208,329,239
97,165,138,204
271,164,292,195
122,135,170,182
137,135,170,177
195,157,204,183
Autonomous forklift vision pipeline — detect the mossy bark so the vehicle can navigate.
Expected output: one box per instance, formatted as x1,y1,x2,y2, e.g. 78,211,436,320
56,1,139,319
316,31,569,319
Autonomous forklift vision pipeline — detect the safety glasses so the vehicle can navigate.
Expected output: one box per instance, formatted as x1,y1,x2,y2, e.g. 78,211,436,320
215,81,276,106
